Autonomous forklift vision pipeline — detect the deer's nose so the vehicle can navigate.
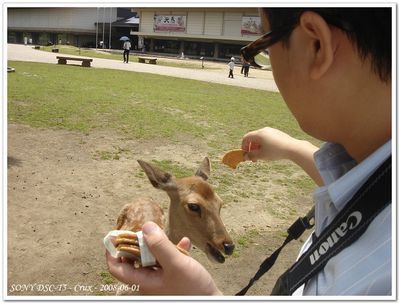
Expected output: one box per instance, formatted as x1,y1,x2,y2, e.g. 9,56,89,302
223,242,235,255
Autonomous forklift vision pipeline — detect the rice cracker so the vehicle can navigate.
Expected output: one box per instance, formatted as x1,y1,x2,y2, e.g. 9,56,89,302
222,149,245,169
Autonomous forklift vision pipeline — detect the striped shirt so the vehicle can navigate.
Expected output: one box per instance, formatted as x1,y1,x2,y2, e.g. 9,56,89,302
293,141,392,296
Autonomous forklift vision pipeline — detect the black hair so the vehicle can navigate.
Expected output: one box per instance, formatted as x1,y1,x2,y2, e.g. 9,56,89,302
263,8,392,82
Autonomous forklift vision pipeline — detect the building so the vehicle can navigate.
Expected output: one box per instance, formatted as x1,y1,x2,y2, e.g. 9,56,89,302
7,7,261,60
7,8,117,47
134,8,262,60
7,7,138,49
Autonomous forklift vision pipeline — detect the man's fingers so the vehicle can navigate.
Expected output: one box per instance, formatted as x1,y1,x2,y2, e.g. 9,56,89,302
177,237,191,252
105,249,135,282
242,138,261,162
105,249,155,286
142,221,188,267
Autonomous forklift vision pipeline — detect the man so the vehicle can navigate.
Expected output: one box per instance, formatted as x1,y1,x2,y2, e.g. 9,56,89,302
228,57,235,78
240,8,391,296
106,7,392,295
123,39,132,63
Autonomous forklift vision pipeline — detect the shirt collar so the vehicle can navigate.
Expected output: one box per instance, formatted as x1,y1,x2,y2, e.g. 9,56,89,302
328,140,391,211
313,140,391,234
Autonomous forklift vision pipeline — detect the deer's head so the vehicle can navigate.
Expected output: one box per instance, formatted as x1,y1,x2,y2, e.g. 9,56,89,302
137,157,234,263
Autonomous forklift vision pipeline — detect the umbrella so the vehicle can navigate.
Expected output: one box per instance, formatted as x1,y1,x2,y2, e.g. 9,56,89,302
119,36,130,41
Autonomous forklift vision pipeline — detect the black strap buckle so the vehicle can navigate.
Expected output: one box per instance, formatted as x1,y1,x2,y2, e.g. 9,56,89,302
287,206,314,240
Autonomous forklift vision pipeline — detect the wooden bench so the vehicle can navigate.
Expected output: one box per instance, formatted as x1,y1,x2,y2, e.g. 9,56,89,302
56,56,93,67
52,48,59,53
138,56,157,64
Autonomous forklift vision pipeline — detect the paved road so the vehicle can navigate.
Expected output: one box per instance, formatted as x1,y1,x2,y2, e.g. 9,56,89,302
7,44,279,92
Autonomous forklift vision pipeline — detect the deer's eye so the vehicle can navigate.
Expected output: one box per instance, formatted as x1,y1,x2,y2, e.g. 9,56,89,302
187,203,201,215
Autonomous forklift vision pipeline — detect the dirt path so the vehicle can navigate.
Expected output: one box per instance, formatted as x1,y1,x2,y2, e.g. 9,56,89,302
7,124,313,297
7,43,279,92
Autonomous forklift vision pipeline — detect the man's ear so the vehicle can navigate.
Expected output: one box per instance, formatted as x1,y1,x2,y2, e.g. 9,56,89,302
299,11,334,80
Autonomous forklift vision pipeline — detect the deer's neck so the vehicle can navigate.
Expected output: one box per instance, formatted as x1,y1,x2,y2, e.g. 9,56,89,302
165,218,181,245
164,193,182,245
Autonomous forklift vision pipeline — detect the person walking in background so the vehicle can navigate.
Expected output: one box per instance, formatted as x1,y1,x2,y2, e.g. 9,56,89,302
243,60,251,77
241,56,245,74
228,57,235,78
123,39,131,63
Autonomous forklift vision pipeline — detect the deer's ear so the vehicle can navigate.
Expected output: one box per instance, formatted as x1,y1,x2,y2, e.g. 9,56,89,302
137,160,177,191
195,157,211,181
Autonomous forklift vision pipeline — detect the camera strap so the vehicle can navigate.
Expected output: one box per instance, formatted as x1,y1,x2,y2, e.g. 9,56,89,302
236,206,315,295
237,156,391,296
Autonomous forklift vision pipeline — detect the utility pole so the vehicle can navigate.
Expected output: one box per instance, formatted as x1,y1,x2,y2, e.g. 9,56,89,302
102,7,105,48
95,7,99,49
109,7,112,49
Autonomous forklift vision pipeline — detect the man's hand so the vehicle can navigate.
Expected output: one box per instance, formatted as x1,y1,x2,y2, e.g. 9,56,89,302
106,222,222,295
242,127,322,185
242,127,297,162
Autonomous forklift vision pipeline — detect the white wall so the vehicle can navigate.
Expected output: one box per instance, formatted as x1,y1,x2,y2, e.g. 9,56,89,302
204,12,223,36
186,11,204,35
140,11,154,33
8,8,117,33
223,12,242,37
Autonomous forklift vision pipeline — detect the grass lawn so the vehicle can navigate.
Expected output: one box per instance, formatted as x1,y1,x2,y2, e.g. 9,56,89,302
8,60,319,197
40,45,217,70
8,60,315,145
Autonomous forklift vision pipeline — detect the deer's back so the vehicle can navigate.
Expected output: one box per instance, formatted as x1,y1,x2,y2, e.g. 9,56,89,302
116,197,165,231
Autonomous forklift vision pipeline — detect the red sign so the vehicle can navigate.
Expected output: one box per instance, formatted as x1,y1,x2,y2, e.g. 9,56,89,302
154,15,186,32
241,16,262,35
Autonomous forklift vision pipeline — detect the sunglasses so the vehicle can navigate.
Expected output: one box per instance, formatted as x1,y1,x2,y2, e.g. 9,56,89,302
240,23,296,68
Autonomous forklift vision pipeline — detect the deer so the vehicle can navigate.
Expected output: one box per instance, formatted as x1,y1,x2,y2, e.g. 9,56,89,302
116,157,235,266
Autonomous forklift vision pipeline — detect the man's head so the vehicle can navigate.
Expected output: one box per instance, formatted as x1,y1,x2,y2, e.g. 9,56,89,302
242,8,391,157
261,8,391,82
